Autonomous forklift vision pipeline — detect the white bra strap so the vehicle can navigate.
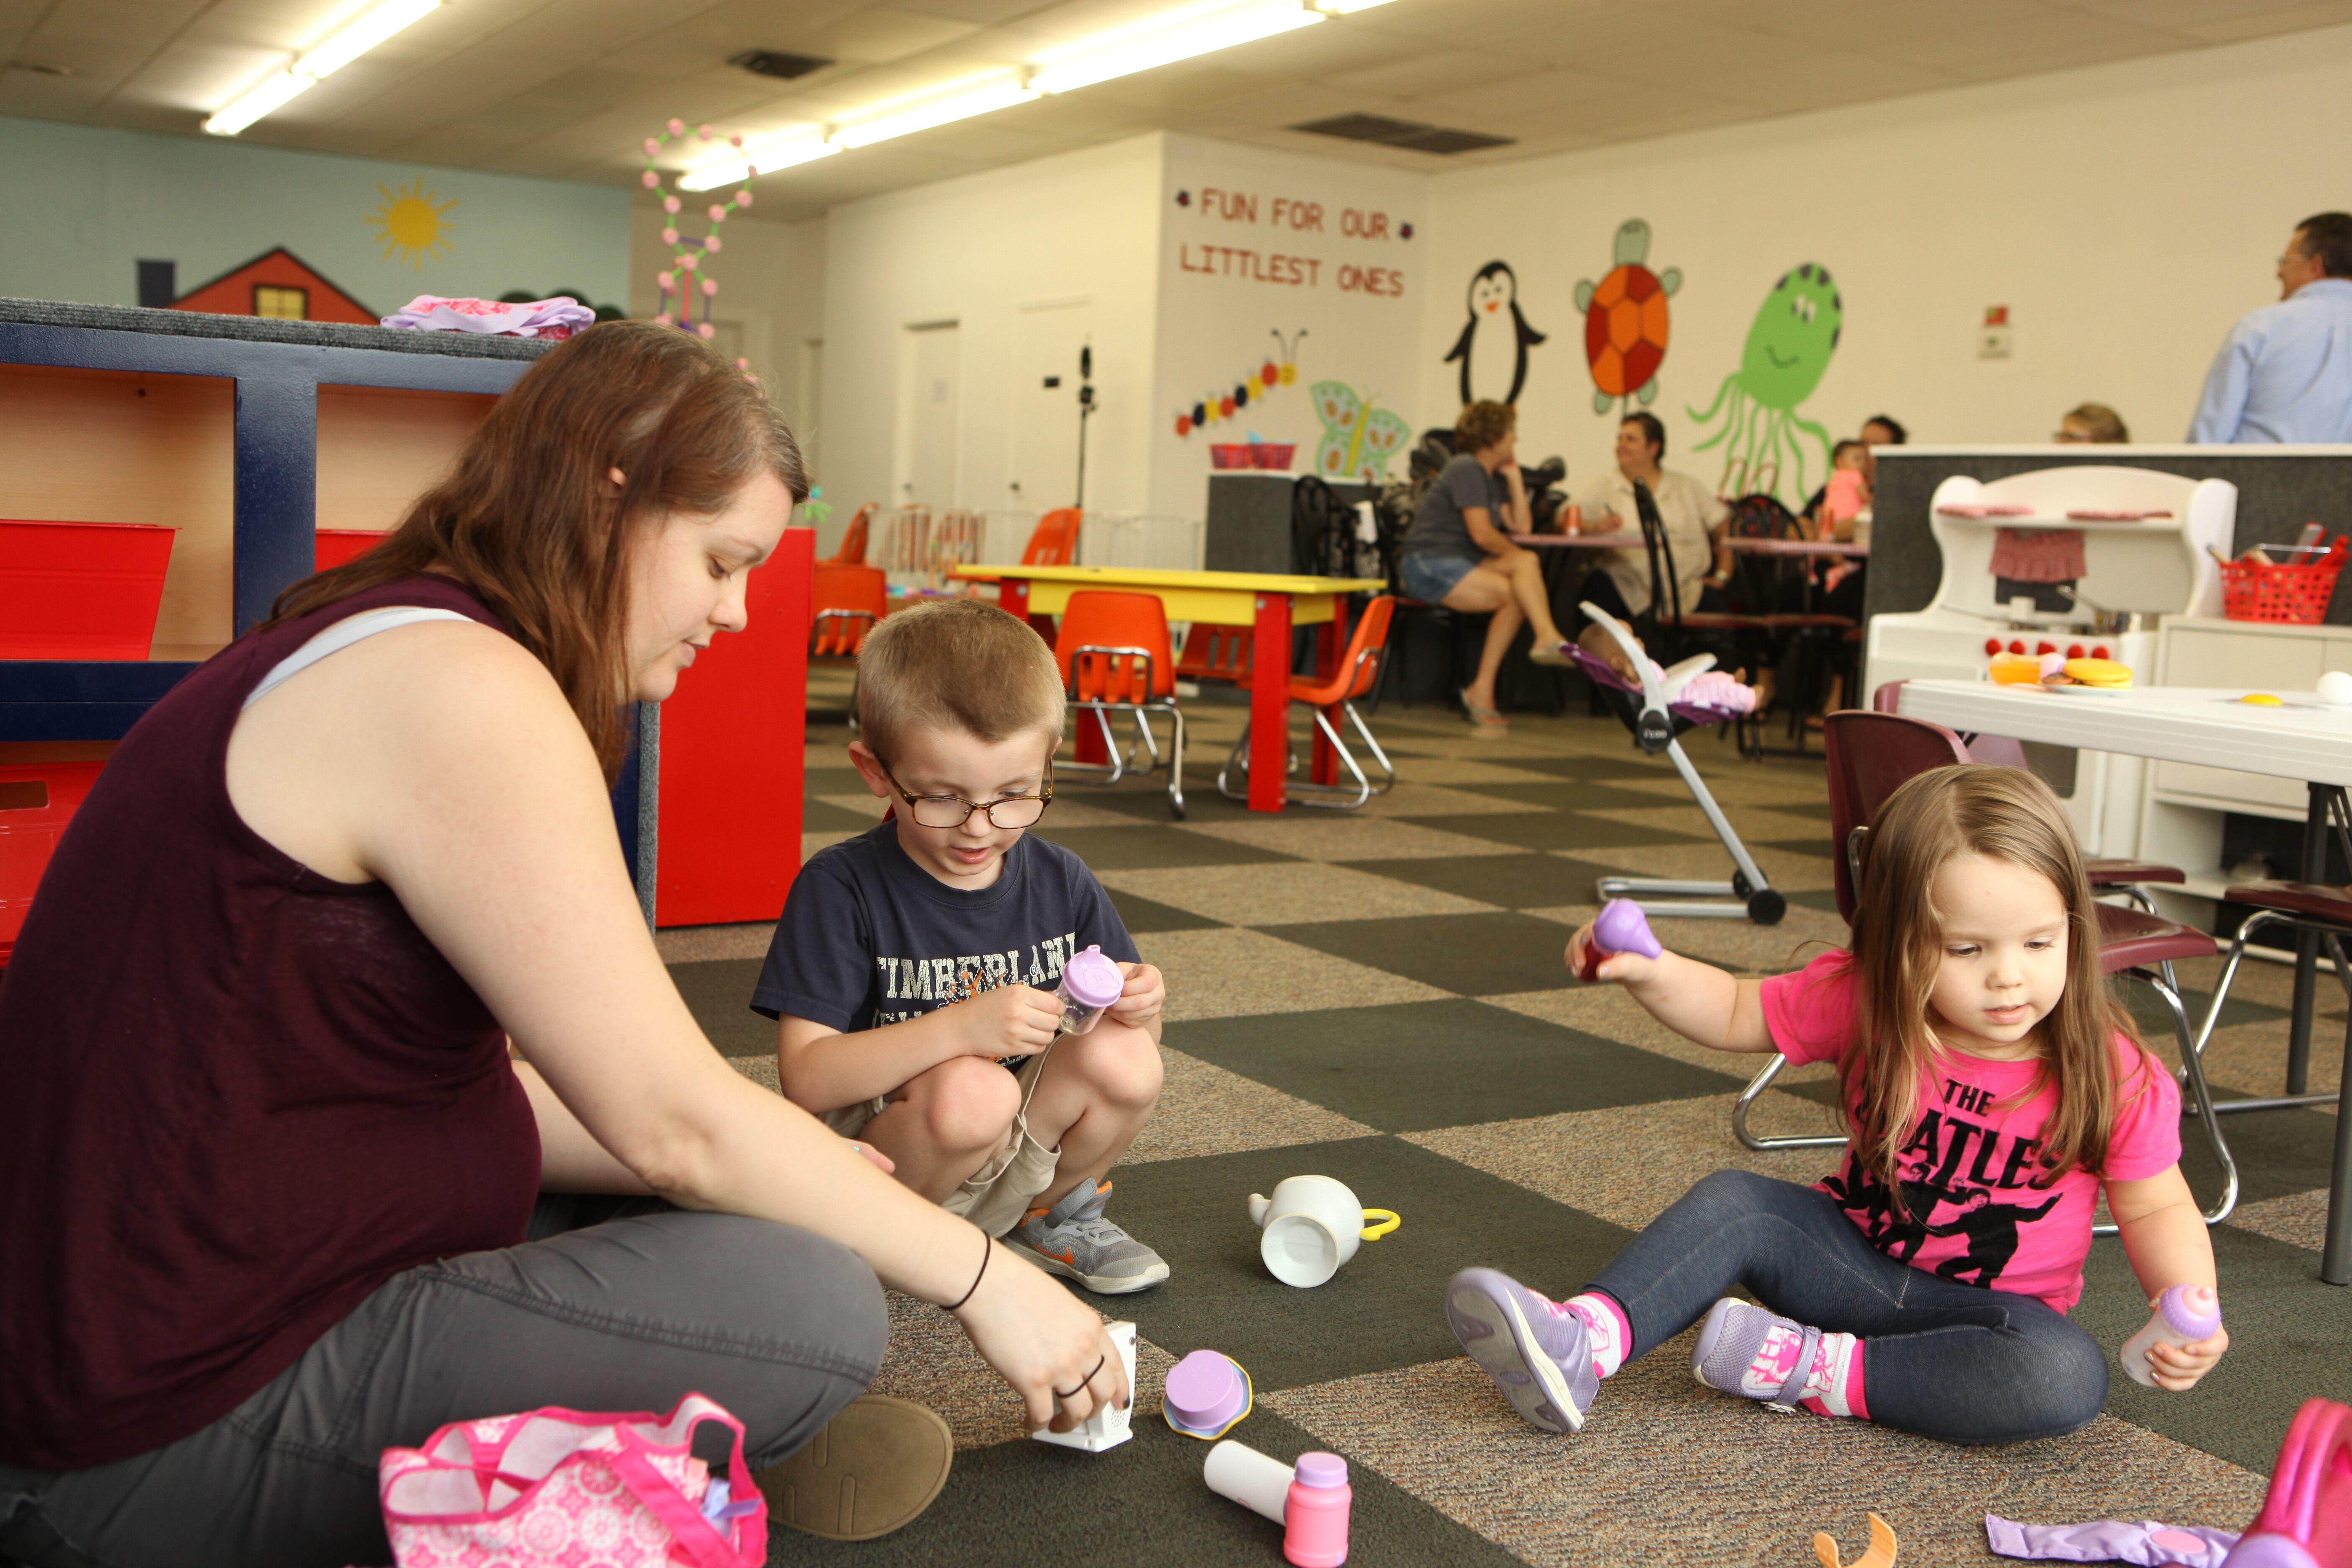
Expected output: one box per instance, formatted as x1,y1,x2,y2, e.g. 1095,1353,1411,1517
243,606,475,710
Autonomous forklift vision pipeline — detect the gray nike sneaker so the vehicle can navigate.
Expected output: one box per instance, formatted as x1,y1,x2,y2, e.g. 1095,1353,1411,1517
1008,1181,1169,1295
1444,1267,1599,1434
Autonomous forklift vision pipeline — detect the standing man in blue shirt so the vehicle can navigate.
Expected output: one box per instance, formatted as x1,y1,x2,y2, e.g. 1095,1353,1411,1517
2189,213,2352,443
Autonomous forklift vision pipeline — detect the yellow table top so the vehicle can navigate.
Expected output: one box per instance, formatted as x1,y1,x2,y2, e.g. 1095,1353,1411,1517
953,565,1387,595
952,564,1385,627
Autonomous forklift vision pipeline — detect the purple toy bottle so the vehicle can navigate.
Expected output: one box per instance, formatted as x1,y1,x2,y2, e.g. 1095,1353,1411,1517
1282,1452,1351,1568
1577,898,1663,983
1055,944,1125,1035
2120,1284,2222,1388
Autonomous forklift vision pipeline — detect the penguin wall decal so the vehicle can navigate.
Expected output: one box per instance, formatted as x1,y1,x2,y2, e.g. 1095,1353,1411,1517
1445,260,1544,405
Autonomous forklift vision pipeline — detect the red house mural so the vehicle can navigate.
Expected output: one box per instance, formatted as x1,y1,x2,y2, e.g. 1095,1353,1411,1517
170,248,376,325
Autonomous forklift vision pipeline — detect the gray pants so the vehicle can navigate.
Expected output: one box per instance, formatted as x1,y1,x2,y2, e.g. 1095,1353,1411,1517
0,1196,886,1568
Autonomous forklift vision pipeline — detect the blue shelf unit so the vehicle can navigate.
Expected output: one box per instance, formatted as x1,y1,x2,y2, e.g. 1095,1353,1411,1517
0,307,654,902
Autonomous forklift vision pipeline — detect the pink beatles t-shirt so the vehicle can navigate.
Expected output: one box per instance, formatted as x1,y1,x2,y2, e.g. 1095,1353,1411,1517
1761,950,2181,1311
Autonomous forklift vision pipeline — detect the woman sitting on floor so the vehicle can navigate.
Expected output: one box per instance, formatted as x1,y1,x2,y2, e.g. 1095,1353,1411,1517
1395,399,1576,730
0,322,1121,1568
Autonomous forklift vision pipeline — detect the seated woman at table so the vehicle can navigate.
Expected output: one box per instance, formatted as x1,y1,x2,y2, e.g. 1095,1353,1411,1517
1397,400,1575,729
1572,412,1733,624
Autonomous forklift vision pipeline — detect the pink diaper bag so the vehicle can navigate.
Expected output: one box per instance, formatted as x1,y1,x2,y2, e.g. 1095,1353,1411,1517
375,1392,766,1568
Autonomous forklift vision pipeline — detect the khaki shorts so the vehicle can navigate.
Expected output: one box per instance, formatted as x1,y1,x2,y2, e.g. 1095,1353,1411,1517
823,1049,1060,1238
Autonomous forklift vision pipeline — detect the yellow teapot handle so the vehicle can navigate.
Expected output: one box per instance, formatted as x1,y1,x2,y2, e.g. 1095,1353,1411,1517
1359,1208,1401,1240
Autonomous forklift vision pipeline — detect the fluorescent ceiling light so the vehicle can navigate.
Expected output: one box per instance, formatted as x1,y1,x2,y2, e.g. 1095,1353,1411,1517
833,76,1038,147
204,0,443,135
1030,0,1323,95
677,133,837,191
676,0,1397,177
202,70,313,135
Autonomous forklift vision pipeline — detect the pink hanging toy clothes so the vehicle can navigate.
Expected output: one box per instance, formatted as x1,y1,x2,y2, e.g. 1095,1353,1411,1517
376,1391,764,1568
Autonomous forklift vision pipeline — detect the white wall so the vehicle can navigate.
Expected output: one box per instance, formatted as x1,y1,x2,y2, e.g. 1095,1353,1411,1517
0,115,628,318
1152,134,1429,519
629,208,828,470
1422,26,2352,510
818,134,1165,553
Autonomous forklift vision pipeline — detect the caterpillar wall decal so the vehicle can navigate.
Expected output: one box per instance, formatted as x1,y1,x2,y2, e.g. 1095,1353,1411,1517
1175,328,1303,436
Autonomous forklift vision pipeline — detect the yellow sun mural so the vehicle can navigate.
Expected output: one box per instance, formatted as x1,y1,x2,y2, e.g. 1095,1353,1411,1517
368,178,457,268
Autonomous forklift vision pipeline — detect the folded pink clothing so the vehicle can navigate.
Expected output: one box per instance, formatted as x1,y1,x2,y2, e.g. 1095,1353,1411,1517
380,295,596,339
1678,669,1757,714
1991,527,2086,582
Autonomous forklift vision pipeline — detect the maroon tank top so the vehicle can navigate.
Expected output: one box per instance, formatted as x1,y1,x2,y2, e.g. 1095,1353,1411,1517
0,576,540,1468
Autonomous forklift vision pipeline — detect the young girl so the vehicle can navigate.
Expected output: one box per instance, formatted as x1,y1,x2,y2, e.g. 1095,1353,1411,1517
1445,765,2228,1446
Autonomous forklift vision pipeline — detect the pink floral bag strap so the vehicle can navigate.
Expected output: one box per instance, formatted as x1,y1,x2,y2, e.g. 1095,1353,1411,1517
606,1395,766,1568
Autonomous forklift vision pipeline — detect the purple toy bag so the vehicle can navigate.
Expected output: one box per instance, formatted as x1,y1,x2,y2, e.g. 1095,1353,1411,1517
375,1392,765,1568
2224,1397,2352,1568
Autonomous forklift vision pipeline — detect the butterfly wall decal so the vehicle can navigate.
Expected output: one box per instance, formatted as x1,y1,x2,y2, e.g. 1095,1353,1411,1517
1312,380,1411,481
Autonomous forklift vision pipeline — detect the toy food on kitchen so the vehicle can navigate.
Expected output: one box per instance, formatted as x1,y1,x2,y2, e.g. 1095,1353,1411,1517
2051,657,2131,689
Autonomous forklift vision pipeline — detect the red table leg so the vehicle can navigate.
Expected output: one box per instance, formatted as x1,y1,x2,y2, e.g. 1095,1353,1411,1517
1249,592,1292,811
1310,609,1342,786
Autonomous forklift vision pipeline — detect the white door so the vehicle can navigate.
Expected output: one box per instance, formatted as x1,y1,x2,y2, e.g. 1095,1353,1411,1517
1010,300,1091,512
896,320,960,507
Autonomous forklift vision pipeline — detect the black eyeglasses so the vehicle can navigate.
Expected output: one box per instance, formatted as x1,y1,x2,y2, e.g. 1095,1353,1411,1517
878,758,1054,829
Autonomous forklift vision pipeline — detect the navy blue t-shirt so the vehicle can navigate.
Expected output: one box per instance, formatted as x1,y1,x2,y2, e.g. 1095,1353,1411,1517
752,821,1140,1033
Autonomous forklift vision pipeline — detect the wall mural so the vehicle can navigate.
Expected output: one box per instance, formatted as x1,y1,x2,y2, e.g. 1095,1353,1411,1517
1311,379,1411,481
1444,260,1543,406
1687,262,1843,506
1575,219,1679,415
368,178,456,269
1175,328,1304,436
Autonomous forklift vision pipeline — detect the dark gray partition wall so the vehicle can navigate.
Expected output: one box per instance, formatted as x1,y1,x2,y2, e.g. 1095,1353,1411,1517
1865,445,2352,633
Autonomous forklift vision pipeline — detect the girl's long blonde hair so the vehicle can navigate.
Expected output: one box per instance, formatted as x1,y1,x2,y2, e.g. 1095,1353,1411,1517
1843,764,2143,1191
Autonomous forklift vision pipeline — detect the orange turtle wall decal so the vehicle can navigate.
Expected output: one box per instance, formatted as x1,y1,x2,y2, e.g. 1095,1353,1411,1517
1576,218,1681,416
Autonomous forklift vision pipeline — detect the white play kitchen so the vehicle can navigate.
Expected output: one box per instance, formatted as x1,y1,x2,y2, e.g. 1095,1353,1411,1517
1865,463,2236,861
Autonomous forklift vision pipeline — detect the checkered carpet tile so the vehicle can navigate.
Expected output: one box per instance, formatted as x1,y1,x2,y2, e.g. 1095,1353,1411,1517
663,686,2349,1567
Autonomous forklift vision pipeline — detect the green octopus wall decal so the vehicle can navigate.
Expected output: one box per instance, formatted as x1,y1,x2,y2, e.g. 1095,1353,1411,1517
1686,263,1843,506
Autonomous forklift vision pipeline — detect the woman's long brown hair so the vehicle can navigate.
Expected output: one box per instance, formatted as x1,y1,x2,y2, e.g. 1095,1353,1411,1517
1843,764,2146,1191
265,321,806,777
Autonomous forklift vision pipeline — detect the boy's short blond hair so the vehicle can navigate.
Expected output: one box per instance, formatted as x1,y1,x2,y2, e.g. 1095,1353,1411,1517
856,597,1066,761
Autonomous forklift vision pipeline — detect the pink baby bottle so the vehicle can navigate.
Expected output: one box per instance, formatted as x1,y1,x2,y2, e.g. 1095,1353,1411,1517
1577,898,1662,983
1055,944,1125,1035
1282,1452,1351,1568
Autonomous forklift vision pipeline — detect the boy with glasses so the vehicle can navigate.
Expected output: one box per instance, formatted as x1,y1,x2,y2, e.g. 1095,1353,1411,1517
753,598,1170,1293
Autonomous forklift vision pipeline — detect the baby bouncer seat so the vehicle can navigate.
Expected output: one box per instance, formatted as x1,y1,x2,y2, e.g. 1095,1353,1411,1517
1571,603,1784,925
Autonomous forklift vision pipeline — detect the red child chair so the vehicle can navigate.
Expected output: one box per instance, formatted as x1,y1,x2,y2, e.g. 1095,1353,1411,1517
810,565,886,660
1023,508,1083,567
1217,596,1399,810
1054,590,1185,820
820,504,875,567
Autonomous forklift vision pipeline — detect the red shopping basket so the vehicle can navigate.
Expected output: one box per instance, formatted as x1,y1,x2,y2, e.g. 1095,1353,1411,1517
2220,537,2347,624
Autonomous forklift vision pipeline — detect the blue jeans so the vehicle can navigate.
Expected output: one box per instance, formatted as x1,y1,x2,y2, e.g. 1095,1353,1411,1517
1589,1169,2108,1446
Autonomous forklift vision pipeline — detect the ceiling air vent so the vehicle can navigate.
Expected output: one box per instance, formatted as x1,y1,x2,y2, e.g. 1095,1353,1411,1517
1290,113,1513,154
729,49,832,80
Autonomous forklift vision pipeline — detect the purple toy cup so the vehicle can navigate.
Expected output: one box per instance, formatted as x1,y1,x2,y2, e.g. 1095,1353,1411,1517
1165,1350,1250,1435
1056,944,1125,1035
1578,899,1662,982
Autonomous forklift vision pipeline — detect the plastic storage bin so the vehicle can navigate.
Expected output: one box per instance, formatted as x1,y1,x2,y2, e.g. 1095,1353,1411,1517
0,519,176,660
0,759,104,959
2220,537,2347,624
1210,444,1253,470
1249,442,1296,471
315,529,391,570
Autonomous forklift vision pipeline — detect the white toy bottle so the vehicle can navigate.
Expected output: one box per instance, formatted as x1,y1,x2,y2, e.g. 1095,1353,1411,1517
2119,1284,2221,1388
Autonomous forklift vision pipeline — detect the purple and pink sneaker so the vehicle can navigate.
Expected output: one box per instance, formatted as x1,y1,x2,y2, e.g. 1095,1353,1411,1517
1444,1267,1599,1434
